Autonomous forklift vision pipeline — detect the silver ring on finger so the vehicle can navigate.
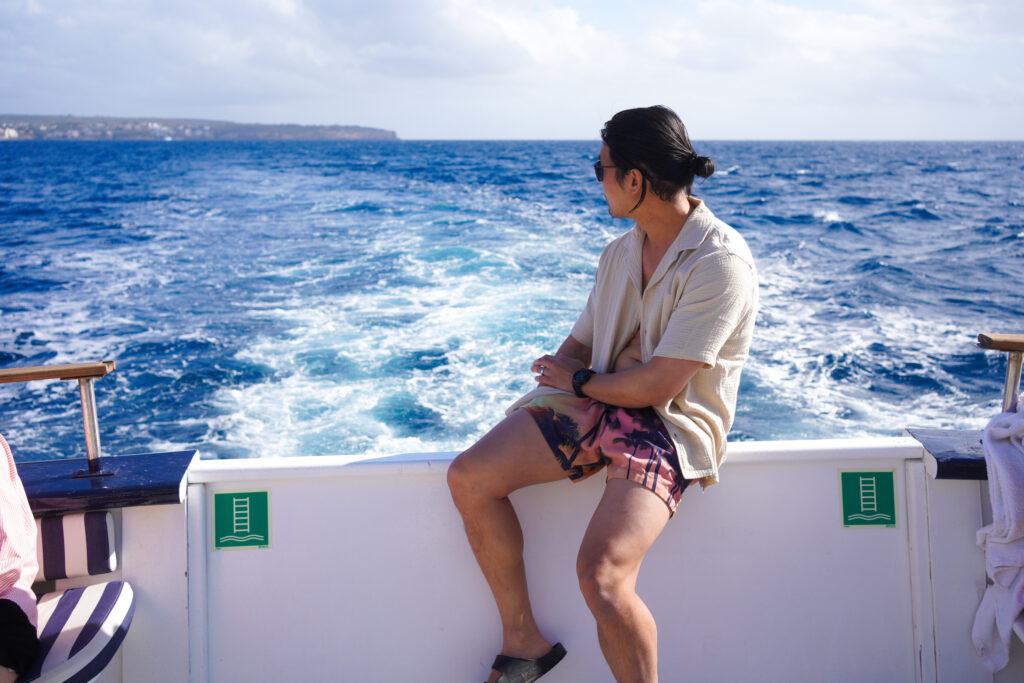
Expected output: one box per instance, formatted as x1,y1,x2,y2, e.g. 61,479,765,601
539,365,546,376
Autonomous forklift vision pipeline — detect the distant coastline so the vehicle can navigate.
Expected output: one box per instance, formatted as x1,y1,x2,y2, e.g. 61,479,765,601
0,115,398,141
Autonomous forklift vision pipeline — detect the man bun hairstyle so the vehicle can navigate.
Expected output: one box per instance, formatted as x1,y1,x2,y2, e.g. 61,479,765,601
691,154,715,180
601,105,714,201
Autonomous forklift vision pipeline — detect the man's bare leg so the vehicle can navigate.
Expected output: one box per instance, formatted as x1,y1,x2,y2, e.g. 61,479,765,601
447,409,569,683
576,478,671,683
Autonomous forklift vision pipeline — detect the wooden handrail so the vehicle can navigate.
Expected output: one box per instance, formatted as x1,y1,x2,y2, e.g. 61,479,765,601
0,360,117,473
0,361,116,384
978,334,1024,353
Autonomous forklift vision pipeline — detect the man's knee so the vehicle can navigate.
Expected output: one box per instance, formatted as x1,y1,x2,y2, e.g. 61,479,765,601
577,551,632,616
446,451,475,505
447,448,497,509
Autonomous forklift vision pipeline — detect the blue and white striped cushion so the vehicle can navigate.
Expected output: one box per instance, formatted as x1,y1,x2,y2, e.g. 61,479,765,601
35,512,116,581
21,581,135,683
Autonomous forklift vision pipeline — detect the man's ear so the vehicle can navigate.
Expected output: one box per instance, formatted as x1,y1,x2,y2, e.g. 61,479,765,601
627,169,644,194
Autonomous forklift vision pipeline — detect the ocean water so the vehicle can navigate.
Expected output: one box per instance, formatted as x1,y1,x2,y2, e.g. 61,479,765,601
1,140,1022,462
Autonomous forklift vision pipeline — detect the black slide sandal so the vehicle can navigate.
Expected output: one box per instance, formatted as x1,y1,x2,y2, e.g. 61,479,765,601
487,643,567,683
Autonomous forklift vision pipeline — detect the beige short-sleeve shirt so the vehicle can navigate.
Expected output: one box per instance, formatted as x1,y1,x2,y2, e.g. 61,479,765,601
509,199,758,485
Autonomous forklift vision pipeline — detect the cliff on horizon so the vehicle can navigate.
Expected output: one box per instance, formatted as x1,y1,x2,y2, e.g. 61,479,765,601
0,115,399,141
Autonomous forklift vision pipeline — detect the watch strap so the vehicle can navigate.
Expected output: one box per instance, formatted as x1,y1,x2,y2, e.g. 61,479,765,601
572,368,596,398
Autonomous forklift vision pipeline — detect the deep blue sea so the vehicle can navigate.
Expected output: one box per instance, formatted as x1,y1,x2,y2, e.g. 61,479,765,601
1,140,1022,462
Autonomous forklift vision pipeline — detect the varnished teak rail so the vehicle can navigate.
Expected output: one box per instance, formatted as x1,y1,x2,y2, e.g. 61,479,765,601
0,360,117,473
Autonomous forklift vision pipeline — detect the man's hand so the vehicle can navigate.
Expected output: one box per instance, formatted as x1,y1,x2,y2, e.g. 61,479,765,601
531,353,585,394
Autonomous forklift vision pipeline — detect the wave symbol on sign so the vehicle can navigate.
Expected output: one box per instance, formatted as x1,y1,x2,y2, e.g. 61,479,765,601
847,513,891,521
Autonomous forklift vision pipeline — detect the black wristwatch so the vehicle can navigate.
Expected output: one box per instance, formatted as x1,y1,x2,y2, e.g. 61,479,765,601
572,368,596,398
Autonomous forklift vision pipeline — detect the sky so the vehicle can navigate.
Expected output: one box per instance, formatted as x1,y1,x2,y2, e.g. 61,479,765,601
1,0,1022,140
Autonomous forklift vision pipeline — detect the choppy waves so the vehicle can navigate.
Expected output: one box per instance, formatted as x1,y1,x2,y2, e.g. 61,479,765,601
1,140,1021,461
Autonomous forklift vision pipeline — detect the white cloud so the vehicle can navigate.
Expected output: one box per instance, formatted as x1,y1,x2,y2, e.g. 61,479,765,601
466,3,605,65
645,1,956,90
619,0,1023,137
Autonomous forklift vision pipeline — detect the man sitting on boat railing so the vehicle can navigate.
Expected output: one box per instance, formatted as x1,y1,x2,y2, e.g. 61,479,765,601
447,106,759,683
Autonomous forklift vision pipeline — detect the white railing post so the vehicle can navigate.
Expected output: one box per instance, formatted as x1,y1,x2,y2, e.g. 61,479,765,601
1003,351,1022,413
78,377,102,462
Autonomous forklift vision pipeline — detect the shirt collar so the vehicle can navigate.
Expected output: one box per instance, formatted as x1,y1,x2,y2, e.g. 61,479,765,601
669,198,714,252
628,198,714,292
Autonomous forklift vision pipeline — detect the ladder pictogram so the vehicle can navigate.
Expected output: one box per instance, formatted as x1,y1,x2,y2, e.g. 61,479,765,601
859,476,878,513
233,496,251,535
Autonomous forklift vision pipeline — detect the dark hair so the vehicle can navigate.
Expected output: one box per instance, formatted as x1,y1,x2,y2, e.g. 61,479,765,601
600,105,714,203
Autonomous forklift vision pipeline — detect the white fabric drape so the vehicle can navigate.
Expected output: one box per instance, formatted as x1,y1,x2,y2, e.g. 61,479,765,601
972,401,1024,671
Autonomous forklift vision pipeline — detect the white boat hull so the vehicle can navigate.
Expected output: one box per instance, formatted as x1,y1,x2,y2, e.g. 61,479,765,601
105,438,1023,681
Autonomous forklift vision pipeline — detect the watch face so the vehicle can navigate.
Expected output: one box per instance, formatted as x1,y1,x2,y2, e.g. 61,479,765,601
572,368,594,397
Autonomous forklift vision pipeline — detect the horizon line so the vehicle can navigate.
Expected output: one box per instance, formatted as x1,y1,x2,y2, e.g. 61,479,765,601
2,114,1022,144
4,137,1022,144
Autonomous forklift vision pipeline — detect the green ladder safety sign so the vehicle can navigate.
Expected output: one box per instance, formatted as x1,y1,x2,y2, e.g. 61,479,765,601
839,470,897,528
213,490,271,549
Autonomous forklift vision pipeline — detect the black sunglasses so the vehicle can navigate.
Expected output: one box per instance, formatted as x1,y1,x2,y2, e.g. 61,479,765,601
594,161,617,181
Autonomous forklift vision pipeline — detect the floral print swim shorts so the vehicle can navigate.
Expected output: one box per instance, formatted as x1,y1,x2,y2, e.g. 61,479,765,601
523,393,691,514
